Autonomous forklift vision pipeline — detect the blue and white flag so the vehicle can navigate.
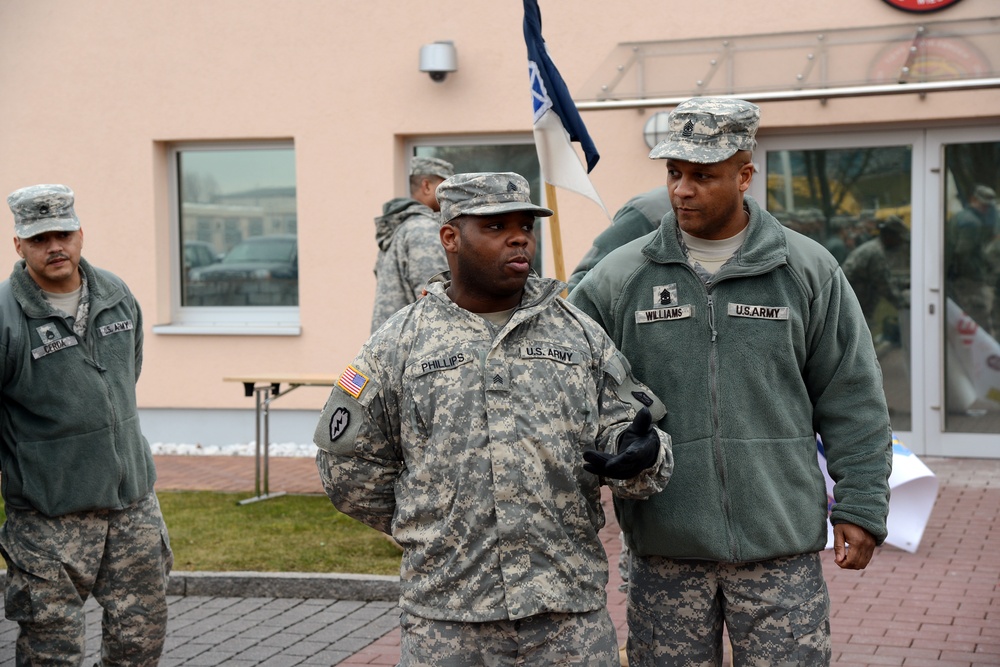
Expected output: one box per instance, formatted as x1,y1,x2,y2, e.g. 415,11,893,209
523,0,607,215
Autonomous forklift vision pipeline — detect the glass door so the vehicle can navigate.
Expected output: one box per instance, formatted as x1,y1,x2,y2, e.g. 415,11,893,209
750,130,925,451
925,128,1000,457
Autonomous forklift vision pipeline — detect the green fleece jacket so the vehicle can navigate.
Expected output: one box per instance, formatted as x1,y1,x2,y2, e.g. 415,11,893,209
0,258,156,517
569,196,892,563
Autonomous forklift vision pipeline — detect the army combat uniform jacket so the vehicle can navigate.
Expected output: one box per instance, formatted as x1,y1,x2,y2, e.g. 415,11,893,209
841,237,907,318
370,198,447,333
316,275,672,623
570,196,892,563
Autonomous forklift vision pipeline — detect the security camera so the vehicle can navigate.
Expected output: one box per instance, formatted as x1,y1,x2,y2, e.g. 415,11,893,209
419,41,457,82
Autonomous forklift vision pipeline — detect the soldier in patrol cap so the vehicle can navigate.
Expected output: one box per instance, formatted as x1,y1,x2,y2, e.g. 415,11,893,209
0,184,172,664
316,171,674,665
370,155,456,332
570,98,892,666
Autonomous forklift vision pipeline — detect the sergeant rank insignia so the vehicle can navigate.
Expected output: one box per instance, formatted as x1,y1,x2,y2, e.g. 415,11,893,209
635,283,693,324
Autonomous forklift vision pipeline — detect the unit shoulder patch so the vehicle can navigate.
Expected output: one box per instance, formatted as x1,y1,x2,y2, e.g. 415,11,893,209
329,406,351,441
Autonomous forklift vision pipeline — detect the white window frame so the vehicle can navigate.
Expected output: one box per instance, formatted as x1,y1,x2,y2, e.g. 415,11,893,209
153,140,300,336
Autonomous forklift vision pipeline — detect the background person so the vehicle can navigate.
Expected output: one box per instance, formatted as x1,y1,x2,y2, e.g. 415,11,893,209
842,215,910,335
947,184,997,335
567,185,670,292
370,156,455,332
0,184,172,665
570,98,893,666
316,172,673,666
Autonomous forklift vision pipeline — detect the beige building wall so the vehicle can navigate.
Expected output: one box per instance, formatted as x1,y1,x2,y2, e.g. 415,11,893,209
1,0,997,442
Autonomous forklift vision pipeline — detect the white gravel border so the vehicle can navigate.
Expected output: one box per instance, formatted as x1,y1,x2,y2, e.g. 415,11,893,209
149,442,317,457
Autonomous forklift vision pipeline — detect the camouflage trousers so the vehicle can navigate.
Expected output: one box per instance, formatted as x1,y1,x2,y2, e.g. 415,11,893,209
626,552,831,667
398,608,619,666
0,491,173,666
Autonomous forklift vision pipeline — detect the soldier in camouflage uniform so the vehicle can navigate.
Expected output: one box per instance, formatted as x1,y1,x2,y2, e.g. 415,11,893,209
0,185,172,666
842,215,910,330
570,98,892,666
370,156,455,333
316,172,673,666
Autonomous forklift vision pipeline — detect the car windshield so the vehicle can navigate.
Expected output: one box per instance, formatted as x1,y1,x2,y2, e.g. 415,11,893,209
223,238,295,264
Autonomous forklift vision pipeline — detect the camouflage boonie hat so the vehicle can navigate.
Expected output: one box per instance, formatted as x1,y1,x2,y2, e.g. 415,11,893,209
437,172,553,225
7,184,81,239
410,156,455,180
648,97,760,164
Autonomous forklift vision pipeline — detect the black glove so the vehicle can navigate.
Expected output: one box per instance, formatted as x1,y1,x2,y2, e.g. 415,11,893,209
583,407,659,479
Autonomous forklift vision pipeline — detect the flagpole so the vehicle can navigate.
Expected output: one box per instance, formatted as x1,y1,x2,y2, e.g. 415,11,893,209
544,182,567,292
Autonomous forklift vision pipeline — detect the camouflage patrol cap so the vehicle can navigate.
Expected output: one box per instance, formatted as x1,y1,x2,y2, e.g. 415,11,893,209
7,184,81,239
410,156,455,180
436,172,553,225
648,97,760,164
973,184,996,203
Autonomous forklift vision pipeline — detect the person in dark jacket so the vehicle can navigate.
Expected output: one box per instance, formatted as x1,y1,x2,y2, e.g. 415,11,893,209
567,185,671,293
570,98,892,666
0,184,172,665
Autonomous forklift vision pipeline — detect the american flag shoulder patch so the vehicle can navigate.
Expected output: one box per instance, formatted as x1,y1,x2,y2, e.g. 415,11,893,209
338,365,369,399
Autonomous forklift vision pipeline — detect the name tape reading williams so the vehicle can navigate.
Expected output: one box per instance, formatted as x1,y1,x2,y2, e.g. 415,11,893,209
635,305,694,324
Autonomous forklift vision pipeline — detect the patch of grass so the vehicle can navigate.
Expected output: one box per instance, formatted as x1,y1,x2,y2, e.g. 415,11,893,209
0,492,402,576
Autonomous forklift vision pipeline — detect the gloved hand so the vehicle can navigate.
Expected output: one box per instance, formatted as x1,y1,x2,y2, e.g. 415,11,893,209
583,407,659,479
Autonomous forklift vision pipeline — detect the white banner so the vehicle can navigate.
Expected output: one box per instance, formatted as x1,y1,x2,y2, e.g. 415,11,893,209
818,435,938,554
945,297,1000,411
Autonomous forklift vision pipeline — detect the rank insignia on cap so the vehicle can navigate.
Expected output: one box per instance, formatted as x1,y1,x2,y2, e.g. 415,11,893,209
682,119,695,137
507,180,518,192
338,365,369,399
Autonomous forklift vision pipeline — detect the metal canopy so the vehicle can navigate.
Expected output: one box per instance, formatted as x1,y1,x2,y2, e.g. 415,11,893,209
576,16,1000,110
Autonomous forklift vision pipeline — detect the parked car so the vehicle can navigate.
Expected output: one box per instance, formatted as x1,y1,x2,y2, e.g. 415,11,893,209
184,241,219,273
188,234,298,306
190,234,298,282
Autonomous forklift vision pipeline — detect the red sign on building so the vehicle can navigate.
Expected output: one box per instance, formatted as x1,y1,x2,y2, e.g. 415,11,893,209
881,0,963,12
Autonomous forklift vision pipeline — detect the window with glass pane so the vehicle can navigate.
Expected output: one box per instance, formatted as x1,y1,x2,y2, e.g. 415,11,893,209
942,141,1000,434
177,147,298,307
766,146,912,431
412,142,544,274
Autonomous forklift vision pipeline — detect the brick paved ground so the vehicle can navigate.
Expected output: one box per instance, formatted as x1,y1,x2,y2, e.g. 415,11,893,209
1,454,996,665
330,457,1000,667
